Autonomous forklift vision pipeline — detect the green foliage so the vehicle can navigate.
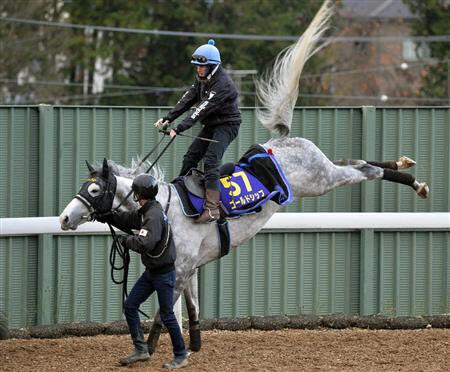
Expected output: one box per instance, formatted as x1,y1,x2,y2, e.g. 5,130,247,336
0,0,331,106
403,0,450,100
63,0,329,106
0,1,72,103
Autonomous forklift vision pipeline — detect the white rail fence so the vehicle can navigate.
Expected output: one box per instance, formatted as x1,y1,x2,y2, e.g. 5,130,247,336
1,213,449,236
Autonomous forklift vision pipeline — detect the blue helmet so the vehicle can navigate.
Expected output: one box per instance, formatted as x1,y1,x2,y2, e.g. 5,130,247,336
191,39,221,65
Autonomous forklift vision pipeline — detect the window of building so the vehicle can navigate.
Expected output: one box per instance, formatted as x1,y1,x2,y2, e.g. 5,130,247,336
403,39,431,61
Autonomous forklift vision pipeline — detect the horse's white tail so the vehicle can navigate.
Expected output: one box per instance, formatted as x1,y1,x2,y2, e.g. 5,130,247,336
256,0,334,137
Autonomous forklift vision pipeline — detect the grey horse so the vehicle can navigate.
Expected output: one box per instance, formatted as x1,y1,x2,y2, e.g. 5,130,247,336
59,0,428,355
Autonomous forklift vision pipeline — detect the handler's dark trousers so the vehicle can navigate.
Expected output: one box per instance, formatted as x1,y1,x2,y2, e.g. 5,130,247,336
124,269,186,358
179,124,240,191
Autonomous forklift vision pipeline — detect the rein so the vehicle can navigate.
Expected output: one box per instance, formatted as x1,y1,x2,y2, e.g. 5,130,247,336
114,135,176,212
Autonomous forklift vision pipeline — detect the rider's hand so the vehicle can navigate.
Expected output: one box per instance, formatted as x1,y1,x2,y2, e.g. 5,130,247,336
169,129,177,138
154,118,169,129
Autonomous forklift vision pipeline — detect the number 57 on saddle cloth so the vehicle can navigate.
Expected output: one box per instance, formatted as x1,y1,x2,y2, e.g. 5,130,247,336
187,144,293,218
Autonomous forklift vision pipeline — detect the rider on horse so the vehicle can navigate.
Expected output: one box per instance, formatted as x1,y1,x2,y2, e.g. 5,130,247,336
155,39,241,223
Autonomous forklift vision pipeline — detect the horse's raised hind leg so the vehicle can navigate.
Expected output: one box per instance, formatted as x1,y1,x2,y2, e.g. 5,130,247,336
271,138,419,197
336,162,429,199
332,157,427,198
184,269,201,352
367,156,416,170
332,159,366,167
382,169,429,199
333,156,416,170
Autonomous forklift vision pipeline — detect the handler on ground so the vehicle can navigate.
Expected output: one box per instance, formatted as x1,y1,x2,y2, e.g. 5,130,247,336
97,174,188,369
155,39,241,223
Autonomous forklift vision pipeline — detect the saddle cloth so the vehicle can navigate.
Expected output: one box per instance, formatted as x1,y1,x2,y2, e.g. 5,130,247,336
172,144,293,218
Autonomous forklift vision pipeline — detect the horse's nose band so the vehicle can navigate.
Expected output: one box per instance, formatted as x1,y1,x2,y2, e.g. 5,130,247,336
75,194,96,216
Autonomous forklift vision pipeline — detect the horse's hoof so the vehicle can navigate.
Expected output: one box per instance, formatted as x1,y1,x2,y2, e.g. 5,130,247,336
397,156,416,169
416,182,429,199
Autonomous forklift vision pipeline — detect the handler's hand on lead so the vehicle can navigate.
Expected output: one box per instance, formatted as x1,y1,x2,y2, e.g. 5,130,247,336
169,129,177,138
117,235,128,246
154,118,169,129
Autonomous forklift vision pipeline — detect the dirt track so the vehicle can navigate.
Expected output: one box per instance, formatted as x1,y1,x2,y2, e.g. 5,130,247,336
1,328,449,371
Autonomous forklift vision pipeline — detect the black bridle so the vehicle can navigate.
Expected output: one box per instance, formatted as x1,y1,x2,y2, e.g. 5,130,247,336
75,158,117,221
75,177,117,221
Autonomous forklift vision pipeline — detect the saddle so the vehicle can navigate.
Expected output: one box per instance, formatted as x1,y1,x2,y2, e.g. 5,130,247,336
172,144,293,219
176,164,236,258
183,163,235,198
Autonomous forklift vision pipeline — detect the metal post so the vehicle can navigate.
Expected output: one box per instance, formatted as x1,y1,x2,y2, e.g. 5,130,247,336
361,106,377,212
360,106,377,315
37,104,56,325
447,60,450,106
360,229,375,315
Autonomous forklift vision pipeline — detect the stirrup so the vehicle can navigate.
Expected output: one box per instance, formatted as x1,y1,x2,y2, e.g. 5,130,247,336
195,208,219,223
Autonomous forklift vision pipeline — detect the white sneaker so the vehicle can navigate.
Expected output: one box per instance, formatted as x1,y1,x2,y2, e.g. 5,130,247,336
163,356,188,369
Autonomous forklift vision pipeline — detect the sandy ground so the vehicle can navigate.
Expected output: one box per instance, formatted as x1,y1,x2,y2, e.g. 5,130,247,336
1,328,449,371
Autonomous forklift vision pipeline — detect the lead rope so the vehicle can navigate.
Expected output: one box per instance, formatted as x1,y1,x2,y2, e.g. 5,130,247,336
107,223,153,318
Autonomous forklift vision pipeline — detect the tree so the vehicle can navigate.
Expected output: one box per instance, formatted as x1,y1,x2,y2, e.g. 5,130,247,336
403,0,450,101
60,0,331,106
0,1,71,104
0,0,332,106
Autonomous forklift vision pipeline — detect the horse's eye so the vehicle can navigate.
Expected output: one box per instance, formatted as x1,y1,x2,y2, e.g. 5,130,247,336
87,183,101,196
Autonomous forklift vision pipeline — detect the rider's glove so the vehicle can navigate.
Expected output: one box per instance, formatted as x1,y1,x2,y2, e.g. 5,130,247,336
154,118,170,129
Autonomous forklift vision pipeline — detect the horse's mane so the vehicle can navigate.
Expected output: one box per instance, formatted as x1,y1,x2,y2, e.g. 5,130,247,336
103,158,165,183
256,0,333,137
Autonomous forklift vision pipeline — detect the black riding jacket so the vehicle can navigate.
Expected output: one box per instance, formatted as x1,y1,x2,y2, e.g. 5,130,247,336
164,65,241,133
108,200,176,274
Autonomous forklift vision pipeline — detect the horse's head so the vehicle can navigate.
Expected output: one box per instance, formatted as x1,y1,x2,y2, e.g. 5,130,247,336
59,158,117,230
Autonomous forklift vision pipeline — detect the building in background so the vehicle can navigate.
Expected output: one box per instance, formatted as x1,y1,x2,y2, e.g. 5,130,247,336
323,0,434,106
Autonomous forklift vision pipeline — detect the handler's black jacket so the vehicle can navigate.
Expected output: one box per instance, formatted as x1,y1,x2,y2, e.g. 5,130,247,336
164,66,241,133
108,200,176,274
